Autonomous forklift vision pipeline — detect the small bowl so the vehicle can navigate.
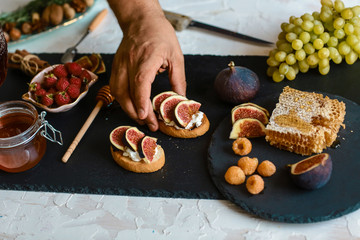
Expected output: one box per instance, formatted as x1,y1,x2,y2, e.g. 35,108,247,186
22,64,98,113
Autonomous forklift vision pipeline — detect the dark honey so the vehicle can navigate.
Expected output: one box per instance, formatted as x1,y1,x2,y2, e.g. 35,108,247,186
0,102,47,173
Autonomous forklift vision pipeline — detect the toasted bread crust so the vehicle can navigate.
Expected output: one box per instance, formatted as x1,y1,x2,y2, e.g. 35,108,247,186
158,114,210,138
110,146,165,173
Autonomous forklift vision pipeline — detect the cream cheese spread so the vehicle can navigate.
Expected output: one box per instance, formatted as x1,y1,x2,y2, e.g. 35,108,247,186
164,111,204,129
122,146,159,162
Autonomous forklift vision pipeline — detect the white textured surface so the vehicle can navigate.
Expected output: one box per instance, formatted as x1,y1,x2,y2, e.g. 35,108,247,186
2,0,360,239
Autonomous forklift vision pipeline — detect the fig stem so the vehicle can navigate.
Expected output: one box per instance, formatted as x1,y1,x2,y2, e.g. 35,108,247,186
228,61,235,69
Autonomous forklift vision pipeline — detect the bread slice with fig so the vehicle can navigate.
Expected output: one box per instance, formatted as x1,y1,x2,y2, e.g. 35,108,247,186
110,126,165,173
152,91,210,138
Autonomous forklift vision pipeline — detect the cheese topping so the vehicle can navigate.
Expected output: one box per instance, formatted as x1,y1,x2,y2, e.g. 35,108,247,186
123,148,141,162
122,146,159,162
164,111,204,129
185,111,204,129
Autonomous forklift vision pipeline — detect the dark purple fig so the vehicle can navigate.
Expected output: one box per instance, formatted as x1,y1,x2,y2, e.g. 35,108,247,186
152,91,177,113
138,136,158,163
159,95,187,123
229,118,266,139
122,127,145,152
109,126,131,151
214,61,260,104
289,153,332,190
231,105,268,125
174,100,201,128
239,102,270,117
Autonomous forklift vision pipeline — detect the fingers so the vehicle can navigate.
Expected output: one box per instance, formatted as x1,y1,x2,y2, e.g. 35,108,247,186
109,54,145,126
129,57,158,118
143,100,159,131
168,54,187,96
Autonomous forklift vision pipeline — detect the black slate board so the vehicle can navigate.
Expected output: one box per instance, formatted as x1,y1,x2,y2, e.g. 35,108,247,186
208,93,360,223
0,54,359,207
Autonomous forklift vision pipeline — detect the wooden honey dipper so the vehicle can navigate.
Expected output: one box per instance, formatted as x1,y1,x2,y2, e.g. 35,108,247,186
62,85,114,163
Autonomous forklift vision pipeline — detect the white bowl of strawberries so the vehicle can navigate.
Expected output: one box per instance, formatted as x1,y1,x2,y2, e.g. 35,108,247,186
22,62,98,113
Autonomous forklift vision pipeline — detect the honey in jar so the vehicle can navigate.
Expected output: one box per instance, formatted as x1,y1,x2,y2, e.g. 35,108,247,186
0,101,62,173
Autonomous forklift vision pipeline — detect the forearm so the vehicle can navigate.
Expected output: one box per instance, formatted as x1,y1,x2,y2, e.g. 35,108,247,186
107,0,164,33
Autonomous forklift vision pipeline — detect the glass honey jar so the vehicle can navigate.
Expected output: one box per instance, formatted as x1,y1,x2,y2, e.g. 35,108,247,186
0,101,62,173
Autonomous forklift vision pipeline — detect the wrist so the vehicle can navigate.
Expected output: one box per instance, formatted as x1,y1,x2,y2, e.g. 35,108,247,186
108,0,164,33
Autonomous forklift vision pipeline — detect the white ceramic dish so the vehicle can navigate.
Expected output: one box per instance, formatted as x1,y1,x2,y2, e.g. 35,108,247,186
22,64,98,113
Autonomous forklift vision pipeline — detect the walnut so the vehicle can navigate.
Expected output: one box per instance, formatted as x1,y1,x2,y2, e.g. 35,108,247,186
70,0,87,13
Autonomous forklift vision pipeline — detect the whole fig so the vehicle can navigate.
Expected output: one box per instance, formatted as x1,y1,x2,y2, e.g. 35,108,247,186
214,61,260,104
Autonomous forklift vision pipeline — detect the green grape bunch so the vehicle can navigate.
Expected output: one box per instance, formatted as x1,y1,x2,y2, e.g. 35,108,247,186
267,0,360,82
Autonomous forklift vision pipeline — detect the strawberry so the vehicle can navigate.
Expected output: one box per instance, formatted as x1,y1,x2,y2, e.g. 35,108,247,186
35,88,46,97
48,87,57,94
56,77,70,91
29,82,41,92
65,62,83,77
41,93,54,107
44,73,57,88
69,76,82,87
79,69,92,84
34,88,46,103
55,91,71,106
67,84,81,99
52,64,68,78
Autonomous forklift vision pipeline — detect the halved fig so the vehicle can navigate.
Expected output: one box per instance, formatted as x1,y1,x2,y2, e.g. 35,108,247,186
159,95,187,123
231,105,269,125
289,153,332,190
174,100,201,128
239,102,270,117
229,118,266,139
122,127,145,151
152,91,177,112
109,126,131,151
138,136,158,163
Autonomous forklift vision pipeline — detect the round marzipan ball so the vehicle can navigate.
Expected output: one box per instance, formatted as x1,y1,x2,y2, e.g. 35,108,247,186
224,166,245,185
246,174,264,194
257,160,276,177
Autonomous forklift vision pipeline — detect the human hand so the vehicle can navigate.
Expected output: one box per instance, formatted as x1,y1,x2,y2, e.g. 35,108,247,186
109,12,186,132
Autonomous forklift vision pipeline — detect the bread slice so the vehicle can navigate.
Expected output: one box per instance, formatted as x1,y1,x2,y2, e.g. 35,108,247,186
111,146,165,173
265,86,346,155
158,113,210,138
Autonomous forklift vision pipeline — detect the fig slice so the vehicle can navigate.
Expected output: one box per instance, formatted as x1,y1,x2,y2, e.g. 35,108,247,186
239,102,270,118
289,153,332,190
138,136,158,163
109,125,131,151
229,118,266,139
159,95,187,123
122,127,145,152
152,91,177,113
231,105,269,125
174,100,201,128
